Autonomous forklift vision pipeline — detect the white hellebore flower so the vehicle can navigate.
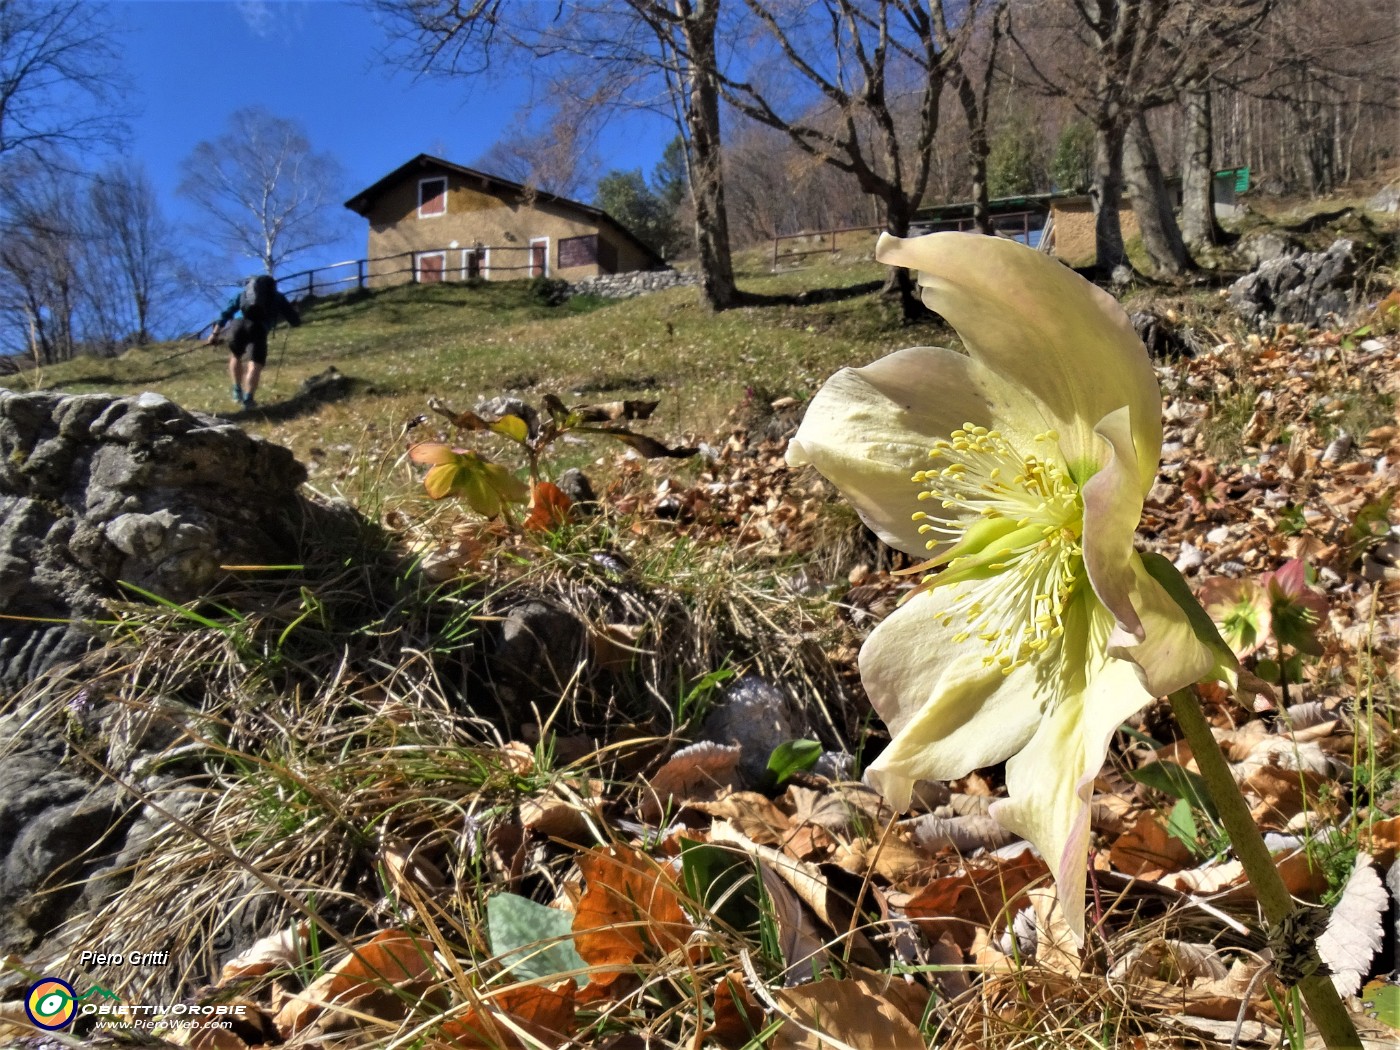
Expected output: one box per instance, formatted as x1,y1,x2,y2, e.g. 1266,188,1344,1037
788,232,1214,942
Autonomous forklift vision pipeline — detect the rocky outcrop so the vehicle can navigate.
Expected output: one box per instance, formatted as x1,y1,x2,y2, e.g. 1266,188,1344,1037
0,389,372,968
568,269,701,299
1228,238,1358,330
0,390,309,689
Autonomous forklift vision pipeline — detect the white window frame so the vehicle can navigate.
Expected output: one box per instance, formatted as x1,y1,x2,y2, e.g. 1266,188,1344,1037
416,250,446,282
528,236,550,278
417,176,448,218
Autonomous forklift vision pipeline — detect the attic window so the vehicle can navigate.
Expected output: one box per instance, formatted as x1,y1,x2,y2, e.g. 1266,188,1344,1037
418,177,447,218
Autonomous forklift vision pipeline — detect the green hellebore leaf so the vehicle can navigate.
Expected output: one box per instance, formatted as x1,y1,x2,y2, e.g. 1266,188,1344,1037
460,465,502,518
1165,797,1201,851
1139,551,1238,680
766,739,823,785
678,838,761,937
1126,759,1220,822
486,892,587,981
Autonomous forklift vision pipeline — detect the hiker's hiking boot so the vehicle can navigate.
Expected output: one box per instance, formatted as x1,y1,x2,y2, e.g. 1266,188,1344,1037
241,393,256,411
231,384,244,404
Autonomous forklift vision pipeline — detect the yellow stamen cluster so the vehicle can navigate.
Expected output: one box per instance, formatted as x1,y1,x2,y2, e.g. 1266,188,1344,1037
912,425,1084,673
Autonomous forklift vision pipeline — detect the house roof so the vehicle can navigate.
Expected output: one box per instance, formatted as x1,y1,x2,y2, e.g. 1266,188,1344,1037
344,154,667,268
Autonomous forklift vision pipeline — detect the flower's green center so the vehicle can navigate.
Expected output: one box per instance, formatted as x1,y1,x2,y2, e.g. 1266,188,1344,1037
912,425,1084,674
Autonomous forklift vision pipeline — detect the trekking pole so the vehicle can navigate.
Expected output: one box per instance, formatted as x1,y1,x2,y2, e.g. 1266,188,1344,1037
270,325,289,399
152,322,217,366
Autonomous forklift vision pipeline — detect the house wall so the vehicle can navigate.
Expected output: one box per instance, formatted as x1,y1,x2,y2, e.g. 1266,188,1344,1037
362,172,653,286
1048,201,1140,266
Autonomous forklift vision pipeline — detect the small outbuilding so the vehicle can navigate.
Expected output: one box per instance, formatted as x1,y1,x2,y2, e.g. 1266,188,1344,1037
344,154,666,287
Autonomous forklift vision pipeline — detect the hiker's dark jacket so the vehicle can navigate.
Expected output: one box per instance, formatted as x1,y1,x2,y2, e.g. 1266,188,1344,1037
217,287,302,333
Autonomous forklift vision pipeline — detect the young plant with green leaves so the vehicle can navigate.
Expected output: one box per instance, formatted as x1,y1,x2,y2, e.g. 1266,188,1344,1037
408,393,698,524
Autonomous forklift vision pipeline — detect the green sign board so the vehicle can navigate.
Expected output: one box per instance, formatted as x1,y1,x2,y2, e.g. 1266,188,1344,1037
1214,166,1251,194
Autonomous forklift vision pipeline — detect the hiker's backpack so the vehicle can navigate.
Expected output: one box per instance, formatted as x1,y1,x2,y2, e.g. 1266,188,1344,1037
239,274,279,323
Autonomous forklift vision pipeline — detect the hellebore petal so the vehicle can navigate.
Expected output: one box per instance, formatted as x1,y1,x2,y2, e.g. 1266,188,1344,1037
787,346,1047,557
1084,408,1217,695
1082,406,1148,640
1262,559,1328,656
860,588,1042,810
877,232,1161,488
990,642,1148,944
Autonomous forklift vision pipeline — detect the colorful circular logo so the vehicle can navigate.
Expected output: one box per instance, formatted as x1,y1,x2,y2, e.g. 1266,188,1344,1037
25,978,76,1030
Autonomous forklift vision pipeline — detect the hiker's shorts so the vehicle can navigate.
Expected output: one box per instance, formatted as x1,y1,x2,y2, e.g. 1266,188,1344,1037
227,317,269,365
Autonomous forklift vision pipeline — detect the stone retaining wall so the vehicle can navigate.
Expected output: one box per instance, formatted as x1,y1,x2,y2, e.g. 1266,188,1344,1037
567,269,701,299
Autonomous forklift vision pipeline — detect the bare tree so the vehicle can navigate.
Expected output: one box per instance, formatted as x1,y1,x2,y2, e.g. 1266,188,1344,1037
0,158,81,362
0,0,126,160
1007,0,1273,277
716,0,974,317
177,107,348,274
474,97,604,200
85,161,185,345
948,0,1008,235
374,0,744,310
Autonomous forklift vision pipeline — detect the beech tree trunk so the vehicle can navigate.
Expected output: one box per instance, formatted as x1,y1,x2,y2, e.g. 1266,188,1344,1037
677,0,739,311
879,198,922,321
1092,117,1131,277
1180,81,1224,250
1124,113,1190,276
955,73,994,236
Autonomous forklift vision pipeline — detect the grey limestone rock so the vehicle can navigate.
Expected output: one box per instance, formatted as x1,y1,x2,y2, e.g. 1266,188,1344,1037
697,675,811,787
1228,238,1358,330
0,390,308,688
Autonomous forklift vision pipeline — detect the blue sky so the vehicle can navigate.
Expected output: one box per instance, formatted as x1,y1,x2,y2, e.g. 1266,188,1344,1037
116,0,676,320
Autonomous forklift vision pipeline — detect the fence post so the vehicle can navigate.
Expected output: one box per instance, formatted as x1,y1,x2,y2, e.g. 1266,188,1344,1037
772,236,778,268
358,260,365,289
307,270,314,298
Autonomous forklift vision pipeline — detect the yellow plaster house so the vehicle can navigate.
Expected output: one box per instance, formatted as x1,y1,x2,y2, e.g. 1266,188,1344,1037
344,154,665,287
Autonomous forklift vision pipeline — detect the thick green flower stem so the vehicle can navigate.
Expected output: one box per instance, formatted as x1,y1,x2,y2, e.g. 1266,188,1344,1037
1167,689,1362,1049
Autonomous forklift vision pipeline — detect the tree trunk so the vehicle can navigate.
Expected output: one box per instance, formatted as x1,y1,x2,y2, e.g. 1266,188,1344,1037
1124,113,1190,277
1092,117,1131,278
955,75,993,236
879,198,925,321
677,0,739,311
1180,81,1224,251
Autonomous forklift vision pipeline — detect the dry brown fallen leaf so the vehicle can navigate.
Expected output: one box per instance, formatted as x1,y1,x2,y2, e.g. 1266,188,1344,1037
1109,813,1195,879
703,970,766,1049
571,845,693,994
710,819,883,970
218,922,309,984
898,846,1049,951
638,741,743,821
690,789,793,846
1165,848,1328,899
770,972,930,1049
1028,886,1081,976
273,929,438,1037
433,979,578,1050
381,837,449,899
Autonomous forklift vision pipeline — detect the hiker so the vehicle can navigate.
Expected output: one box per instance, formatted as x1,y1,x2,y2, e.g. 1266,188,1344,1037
207,274,301,410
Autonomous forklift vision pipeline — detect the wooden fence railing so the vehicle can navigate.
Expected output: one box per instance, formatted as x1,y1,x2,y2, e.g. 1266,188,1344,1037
771,225,883,266
770,211,1048,266
276,244,551,299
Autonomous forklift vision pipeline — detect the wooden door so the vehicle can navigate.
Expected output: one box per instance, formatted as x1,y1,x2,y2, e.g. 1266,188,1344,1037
418,252,445,283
